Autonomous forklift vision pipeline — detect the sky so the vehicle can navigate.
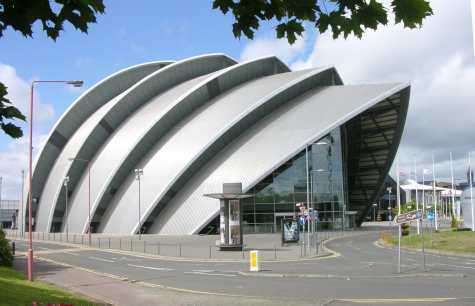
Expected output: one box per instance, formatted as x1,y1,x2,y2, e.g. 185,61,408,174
0,0,474,199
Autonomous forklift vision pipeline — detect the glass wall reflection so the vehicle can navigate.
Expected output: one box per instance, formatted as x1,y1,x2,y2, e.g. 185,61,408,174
242,127,346,233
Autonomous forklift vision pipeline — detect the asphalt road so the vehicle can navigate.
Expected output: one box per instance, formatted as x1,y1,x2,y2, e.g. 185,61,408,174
11,232,475,305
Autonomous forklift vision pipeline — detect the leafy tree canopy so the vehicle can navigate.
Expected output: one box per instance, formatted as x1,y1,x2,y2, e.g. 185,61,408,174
0,0,105,139
212,0,433,44
0,83,25,138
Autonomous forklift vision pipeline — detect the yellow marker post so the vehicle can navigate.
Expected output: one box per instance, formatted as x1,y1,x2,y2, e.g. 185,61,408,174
250,250,259,272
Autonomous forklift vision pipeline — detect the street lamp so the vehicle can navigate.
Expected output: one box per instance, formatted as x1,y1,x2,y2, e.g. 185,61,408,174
63,176,70,241
68,157,91,245
27,80,83,281
387,187,392,220
135,168,143,240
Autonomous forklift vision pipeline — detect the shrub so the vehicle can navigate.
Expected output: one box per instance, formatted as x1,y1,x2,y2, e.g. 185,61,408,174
401,223,410,236
0,228,13,267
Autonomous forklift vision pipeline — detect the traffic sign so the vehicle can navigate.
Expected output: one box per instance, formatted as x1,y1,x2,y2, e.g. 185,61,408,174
395,210,422,224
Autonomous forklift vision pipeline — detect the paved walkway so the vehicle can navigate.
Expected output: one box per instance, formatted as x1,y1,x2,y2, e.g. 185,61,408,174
7,226,475,305
6,229,360,261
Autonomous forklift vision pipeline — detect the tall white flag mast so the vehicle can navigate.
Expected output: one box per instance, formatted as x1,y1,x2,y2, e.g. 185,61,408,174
432,154,438,231
414,157,420,234
469,152,475,232
450,152,456,222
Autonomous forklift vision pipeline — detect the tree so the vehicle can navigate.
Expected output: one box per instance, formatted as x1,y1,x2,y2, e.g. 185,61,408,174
212,0,433,44
0,0,105,138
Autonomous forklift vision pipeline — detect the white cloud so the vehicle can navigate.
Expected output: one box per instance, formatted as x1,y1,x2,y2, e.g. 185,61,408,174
0,63,55,199
0,63,55,122
240,34,307,64
0,134,48,200
241,0,475,182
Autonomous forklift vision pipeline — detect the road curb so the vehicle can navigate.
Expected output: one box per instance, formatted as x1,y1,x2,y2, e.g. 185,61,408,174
8,234,345,263
238,271,466,280
375,238,475,259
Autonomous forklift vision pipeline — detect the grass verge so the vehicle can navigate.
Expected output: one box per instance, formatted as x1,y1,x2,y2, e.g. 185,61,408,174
0,266,100,306
380,229,475,254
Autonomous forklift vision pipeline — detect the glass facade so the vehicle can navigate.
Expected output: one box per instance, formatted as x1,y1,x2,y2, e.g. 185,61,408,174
242,127,346,233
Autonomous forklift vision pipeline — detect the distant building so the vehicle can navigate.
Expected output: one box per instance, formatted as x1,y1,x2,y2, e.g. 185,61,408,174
0,200,19,229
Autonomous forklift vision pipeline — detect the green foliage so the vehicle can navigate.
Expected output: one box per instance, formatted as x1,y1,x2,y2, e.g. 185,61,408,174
0,83,25,138
0,266,100,305
0,0,105,40
213,0,433,44
0,229,13,267
0,0,105,139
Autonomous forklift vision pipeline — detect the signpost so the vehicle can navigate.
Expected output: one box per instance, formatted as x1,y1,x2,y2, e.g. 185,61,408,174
394,210,423,273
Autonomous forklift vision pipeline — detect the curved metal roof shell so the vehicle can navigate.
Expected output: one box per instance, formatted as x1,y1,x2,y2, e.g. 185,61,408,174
29,53,410,235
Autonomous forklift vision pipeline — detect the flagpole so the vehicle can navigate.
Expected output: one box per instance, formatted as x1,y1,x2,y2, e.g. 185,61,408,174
396,156,401,273
469,152,475,232
422,170,425,215
414,157,420,235
432,154,438,231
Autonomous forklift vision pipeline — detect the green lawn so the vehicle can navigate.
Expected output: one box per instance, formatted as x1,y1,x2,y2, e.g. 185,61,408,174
0,266,100,306
381,229,475,254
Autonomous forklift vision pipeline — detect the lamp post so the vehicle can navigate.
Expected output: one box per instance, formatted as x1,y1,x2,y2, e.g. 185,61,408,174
387,187,392,220
63,176,70,241
27,80,83,282
135,168,143,240
68,157,91,245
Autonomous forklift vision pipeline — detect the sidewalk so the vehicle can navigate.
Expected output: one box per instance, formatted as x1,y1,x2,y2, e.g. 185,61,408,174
12,256,318,306
6,229,362,261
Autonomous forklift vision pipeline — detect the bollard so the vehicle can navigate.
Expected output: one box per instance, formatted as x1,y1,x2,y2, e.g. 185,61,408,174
73,234,76,244
274,245,277,260
143,240,146,253
130,239,133,251
11,241,15,255
157,242,160,255
179,244,182,257
108,238,111,249
242,248,245,259
98,238,101,248
53,232,56,241
209,245,212,259
81,235,84,245
119,238,122,250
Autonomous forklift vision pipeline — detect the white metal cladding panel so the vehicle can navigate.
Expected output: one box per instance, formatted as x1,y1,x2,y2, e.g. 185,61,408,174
34,94,123,232
29,61,170,223
99,70,311,234
66,74,215,233
151,84,406,234
92,57,288,233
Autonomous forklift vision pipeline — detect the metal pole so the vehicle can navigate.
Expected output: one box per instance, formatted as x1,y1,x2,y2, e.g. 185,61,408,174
398,224,401,274
64,177,69,241
27,82,34,281
21,170,24,237
469,152,475,232
88,162,91,245
422,171,425,214
305,146,310,254
135,169,143,239
414,158,420,235
432,155,438,231
421,218,426,271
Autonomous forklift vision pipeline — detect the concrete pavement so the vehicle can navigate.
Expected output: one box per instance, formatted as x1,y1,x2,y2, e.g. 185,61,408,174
8,228,475,305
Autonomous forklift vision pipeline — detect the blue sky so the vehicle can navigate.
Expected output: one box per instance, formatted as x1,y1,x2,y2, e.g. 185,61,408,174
0,0,474,198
